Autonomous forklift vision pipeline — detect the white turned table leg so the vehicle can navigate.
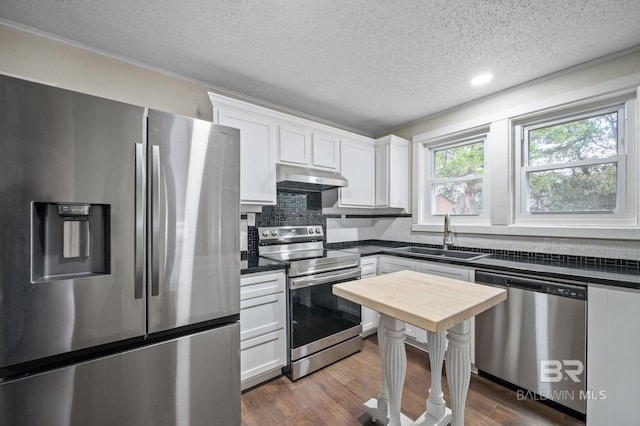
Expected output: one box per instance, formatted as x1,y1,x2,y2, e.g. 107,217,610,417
411,331,452,426
363,314,412,426
377,313,390,417
445,320,471,426
383,315,407,426
363,313,390,423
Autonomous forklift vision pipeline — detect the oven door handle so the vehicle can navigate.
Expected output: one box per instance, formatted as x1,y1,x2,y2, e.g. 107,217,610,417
289,268,361,289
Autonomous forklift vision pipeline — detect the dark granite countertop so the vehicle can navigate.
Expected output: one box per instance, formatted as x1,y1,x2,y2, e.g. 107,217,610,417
336,244,640,290
240,241,639,288
241,255,287,275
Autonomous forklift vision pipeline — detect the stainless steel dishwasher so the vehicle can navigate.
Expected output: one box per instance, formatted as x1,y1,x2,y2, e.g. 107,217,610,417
474,270,587,416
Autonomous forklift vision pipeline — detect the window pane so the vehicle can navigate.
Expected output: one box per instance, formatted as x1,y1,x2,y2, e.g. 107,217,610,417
528,112,618,166
527,163,617,212
433,179,483,215
434,141,484,179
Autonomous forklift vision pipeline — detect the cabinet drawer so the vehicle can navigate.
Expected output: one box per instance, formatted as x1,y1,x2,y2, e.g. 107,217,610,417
360,258,378,277
240,292,285,341
240,329,286,385
416,262,470,281
379,256,417,273
240,272,285,301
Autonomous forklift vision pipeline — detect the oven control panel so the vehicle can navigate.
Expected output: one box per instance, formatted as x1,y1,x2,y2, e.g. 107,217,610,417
258,225,324,242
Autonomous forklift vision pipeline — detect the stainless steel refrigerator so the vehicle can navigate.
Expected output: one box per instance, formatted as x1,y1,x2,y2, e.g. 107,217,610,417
0,74,241,425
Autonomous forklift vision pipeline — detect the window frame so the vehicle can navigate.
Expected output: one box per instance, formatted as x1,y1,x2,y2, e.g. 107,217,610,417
427,136,487,217
514,99,636,227
414,126,491,226
412,83,639,239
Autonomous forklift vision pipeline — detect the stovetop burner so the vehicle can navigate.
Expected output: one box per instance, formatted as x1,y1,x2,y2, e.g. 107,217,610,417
260,248,354,262
258,225,360,277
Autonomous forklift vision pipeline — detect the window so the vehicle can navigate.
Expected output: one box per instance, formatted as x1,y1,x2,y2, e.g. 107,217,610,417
520,105,625,215
428,137,486,216
413,85,638,238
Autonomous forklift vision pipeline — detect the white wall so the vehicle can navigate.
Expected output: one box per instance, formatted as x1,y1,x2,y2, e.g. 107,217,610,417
0,24,209,119
329,51,640,261
390,50,640,140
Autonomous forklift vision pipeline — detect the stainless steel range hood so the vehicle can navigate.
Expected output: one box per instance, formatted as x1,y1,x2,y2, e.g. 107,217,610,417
276,164,348,191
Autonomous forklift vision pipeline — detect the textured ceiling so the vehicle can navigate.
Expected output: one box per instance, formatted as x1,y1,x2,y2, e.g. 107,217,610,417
2,1,640,136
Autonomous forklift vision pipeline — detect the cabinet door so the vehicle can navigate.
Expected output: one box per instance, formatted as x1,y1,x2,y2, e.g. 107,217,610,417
239,272,285,341
375,143,390,206
360,257,378,278
587,286,640,425
216,108,276,205
339,139,375,207
379,256,417,274
416,261,473,358
378,256,417,340
312,133,340,170
279,125,311,165
240,293,286,342
240,329,286,390
375,136,409,209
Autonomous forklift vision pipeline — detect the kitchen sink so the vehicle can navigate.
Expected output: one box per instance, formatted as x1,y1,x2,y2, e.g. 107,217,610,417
383,246,489,261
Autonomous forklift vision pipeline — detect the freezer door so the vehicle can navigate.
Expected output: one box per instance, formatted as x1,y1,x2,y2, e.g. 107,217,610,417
0,324,241,426
0,75,146,368
147,111,240,333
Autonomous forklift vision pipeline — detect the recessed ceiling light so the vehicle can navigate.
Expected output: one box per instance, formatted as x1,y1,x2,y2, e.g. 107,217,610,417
470,73,493,86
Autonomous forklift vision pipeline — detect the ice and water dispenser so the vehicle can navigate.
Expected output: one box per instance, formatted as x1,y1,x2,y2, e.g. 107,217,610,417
32,202,111,282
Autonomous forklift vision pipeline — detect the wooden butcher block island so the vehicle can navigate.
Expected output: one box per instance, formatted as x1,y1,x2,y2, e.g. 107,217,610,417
334,270,507,426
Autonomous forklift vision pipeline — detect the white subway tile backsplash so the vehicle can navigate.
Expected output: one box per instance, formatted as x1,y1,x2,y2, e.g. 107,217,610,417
326,216,640,261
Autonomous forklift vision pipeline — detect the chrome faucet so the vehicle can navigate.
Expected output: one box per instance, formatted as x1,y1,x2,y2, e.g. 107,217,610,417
443,214,454,250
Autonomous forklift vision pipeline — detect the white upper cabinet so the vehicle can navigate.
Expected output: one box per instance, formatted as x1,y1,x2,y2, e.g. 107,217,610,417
209,93,408,211
375,135,409,209
278,125,340,170
278,125,312,165
311,133,340,170
210,94,277,207
216,108,277,206
339,139,375,207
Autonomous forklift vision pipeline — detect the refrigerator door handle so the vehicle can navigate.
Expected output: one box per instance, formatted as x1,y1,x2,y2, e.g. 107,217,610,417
151,145,161,297
134,143,145,299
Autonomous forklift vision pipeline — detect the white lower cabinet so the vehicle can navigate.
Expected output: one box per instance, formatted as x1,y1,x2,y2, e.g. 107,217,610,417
360,257,379,337
379,256,420,341
379,256,418,274
416,262,469,281
378,256,473,361
239,271,286,390
587,285,640,425
416,262,475,365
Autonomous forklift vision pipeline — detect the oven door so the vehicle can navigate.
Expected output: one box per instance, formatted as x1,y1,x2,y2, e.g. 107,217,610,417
289,267,361,361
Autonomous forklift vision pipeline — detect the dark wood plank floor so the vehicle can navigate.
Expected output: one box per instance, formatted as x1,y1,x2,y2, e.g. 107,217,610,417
241,335,585,425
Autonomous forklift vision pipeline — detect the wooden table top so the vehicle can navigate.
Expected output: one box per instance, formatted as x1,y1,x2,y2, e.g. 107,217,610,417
333,270,507,333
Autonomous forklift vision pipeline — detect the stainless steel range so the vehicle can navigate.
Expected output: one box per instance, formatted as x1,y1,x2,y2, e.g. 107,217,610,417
258,225,362,380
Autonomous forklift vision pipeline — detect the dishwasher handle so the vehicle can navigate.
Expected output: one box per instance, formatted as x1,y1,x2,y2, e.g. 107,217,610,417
506,280,542,292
